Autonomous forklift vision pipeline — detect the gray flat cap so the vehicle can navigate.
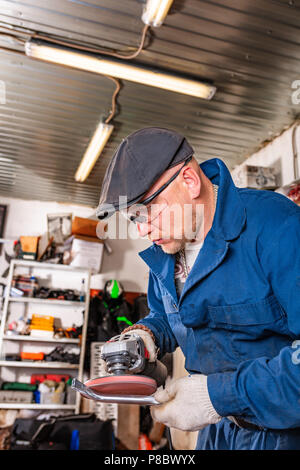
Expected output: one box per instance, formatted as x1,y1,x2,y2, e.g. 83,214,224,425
96,127,194,220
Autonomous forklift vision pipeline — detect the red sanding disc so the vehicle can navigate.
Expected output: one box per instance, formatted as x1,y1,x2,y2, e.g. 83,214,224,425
84,375,157,397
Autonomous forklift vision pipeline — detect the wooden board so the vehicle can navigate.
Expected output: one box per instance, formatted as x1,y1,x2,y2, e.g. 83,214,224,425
117,404,140,450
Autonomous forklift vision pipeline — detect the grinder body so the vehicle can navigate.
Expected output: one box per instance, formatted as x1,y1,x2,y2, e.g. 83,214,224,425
71,332,167,404
101,333,167,387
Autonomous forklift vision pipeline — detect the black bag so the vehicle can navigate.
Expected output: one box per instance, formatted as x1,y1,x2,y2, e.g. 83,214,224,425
10,413,114,450
132,294,150,322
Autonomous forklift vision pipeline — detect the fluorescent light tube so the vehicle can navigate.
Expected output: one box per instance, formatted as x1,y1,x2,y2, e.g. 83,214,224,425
75,122,114,182
25,39,216,100
142,0,174,27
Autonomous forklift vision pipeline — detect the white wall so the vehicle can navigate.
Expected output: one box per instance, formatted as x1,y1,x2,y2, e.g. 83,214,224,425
231,124,300,189
0,196,151,293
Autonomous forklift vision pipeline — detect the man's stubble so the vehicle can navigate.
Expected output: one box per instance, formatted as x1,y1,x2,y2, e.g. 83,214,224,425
159,204,204,255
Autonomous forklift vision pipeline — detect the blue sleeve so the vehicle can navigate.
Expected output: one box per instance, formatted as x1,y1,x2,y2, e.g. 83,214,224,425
136,271,178,358
208,210,300,429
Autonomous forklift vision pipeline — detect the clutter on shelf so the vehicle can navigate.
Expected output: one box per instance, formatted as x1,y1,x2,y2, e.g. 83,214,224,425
4,345,80,364
9,273,85,302
0,374,76,406
29,314,54,338
30,373,70,384
44,346,80,364
53,326,82,340
35,379,66,405
13,237,39,261
287,183,300,205
10,215,105,273
47,213,72,246
11,275,38,297
35,287,81,301
5,313,82,341
6,317,29,336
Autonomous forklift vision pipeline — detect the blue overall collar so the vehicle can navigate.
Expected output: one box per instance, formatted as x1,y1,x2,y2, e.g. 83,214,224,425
200,158,246,242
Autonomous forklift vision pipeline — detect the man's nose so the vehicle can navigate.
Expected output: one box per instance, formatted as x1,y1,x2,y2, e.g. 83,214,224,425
136,221,152,238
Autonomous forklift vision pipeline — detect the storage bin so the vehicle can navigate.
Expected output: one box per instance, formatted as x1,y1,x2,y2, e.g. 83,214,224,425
0,391,33,403
40,392,65,404
66,387,76,404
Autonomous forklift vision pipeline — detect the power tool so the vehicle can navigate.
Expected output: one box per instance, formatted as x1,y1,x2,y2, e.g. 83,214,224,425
72,332,168,405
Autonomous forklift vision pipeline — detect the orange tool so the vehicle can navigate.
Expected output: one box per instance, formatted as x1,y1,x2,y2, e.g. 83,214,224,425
21,352,44,361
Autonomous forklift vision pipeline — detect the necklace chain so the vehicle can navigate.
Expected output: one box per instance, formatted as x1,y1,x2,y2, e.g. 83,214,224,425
180,248,189,278
179,184,218,280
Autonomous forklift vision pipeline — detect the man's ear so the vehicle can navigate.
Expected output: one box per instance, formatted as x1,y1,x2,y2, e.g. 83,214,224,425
182,167,201,199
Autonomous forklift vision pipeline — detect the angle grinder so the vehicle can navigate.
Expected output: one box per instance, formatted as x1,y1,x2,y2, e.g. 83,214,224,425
72,332,168,405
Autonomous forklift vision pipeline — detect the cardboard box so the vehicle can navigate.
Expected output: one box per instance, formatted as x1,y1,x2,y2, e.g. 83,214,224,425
70,235,104,273
72,216,99,238
19,236,39,260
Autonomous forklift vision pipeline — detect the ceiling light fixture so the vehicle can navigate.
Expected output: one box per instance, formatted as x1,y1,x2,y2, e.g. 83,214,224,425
142,0,174,27
74,77,120,183
24,39,216,100
74,122,114,182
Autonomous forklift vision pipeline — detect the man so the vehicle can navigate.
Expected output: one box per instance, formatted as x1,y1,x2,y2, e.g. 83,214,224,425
96,127,300,450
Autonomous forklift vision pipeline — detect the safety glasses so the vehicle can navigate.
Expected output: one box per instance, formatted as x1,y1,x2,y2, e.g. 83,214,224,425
121,156,192,224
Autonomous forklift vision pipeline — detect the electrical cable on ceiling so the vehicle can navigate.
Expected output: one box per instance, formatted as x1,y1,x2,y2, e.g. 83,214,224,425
0,44,26,56
0,22,145,122
0,31,27,45
32,24,150,60
0,23,150,60
0,24,32,35
104,77,121,124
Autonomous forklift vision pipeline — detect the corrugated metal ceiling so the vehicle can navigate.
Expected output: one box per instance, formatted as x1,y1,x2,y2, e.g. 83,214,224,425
0,0,299,207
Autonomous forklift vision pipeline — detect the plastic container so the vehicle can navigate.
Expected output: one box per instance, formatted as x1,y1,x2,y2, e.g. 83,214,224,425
66,386,76,405
80,279,85,302
0,391,33,403
29,276,38,297
40,392,65,405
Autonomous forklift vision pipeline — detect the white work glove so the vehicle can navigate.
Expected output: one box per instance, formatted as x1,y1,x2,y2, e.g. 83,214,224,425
125,329,157,362
150,375,222,432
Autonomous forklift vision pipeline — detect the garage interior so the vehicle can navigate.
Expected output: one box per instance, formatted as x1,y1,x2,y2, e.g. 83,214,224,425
0,0,300,451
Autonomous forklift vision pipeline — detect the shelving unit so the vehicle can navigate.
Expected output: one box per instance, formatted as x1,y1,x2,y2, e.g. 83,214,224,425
0,259,91,413
0,403,76,410
3,335,80,344
7,297,84,307
0,361,80,369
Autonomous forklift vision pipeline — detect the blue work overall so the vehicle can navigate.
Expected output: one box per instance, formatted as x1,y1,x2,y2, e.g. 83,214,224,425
138,158,300,450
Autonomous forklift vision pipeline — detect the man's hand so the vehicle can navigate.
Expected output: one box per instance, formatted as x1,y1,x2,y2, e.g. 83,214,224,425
150,375,222,432
121,327,157,362
131,329,157,362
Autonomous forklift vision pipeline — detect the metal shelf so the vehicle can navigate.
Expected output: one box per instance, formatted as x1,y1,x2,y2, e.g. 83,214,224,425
0,259,91,415
8,297,84,307
3,335,80,344
0,403,76,410
0,360,79,369
11,259,91,273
